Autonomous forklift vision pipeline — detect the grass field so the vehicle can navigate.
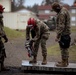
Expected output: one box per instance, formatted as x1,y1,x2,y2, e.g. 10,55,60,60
71,26,76,32
4,26,76,39
4,27,25,39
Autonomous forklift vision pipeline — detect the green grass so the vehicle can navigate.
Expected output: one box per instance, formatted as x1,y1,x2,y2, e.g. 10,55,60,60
47,44,76,61
71,26,76,32
47,44,60,56
4,27,25,39
69,45,76,61
4,26,76,39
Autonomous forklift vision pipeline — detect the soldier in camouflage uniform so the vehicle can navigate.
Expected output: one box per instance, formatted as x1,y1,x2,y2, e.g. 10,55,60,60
26,18,50,65
51,2,71,67
0,4,8,71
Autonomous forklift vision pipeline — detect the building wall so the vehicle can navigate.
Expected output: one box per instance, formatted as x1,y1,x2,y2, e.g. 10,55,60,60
3,13,17,29
3,12,36,30
38,9,56,20
70,8,76,26
39,7,76,26
39,10,56,15
0,0,11,12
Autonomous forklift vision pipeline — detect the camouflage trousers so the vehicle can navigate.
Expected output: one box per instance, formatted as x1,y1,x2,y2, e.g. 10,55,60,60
32,33,50,57
0,39,6,63
60,48,69,59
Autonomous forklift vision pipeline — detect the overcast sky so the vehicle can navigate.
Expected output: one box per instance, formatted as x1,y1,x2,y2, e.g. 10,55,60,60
24,0,74,6
62,0,74,5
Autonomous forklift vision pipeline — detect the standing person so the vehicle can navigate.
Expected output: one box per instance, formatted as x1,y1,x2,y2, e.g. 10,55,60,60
51,2,71,67
26,18,50,65
0,4,9,71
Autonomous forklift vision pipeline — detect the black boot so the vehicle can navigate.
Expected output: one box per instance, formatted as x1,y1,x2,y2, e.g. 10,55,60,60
1,62,10,71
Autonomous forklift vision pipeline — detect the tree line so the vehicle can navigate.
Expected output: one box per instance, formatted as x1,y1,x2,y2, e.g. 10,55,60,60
11,0,75,13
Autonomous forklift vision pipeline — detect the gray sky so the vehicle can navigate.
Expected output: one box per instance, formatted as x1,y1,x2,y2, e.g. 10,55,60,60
24,0,43,6
24,0,74,6
62,0,74,5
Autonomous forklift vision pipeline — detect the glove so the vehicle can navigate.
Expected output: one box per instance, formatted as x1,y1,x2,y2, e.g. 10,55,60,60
25,40,30,46
26,39,30,43
2,35,8,43
31,38,36,42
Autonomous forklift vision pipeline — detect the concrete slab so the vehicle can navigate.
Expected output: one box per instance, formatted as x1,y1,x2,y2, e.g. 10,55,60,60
21,60,76,73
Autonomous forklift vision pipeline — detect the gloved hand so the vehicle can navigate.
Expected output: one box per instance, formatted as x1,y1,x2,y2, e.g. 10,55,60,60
25,39,30,43
2,35,8,43
25,40,30,47
31,38,36,42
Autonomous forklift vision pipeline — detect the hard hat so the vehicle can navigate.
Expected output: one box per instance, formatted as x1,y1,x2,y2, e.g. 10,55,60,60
0,4,5,13
27,18,36,27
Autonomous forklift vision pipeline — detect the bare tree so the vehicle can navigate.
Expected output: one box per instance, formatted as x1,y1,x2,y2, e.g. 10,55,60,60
11,0,25,12
41,0,63,5
74,0,76,3
32,4,38,13
16,0,25,7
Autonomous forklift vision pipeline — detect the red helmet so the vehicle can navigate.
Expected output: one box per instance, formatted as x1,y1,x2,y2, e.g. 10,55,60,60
0,4,5,13
27,18,36,27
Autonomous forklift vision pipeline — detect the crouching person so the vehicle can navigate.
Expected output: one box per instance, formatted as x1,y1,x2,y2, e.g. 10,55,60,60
26,18,50,65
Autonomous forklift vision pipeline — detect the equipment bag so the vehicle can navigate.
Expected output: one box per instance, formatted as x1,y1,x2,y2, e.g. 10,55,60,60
59,35,71,48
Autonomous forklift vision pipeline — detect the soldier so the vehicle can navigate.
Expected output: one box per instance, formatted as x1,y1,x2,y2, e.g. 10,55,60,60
51,2,71,67
26,18,50,65
0,4,9,71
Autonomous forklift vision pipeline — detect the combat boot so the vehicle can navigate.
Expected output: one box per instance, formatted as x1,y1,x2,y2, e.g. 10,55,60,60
42,56,47,65
29,56,37,63
57,58,69,66
56,59,68,67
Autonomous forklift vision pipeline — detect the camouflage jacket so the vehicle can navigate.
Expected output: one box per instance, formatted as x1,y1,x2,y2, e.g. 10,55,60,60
0,13,6,37
56,7,71,38
26,19,50,41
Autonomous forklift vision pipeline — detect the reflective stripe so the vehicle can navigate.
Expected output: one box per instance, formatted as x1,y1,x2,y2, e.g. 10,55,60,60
27,25,33,27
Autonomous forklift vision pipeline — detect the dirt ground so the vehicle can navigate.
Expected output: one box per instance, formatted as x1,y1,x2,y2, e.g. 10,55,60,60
4,31,76,67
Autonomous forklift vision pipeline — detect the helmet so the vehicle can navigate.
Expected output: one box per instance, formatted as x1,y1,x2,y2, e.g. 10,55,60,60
0,4,5,13
51,2,61,10
27,18,36,27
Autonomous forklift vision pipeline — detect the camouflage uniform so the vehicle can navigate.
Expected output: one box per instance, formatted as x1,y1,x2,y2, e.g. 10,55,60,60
51,2,71,67
26,19,50,57
26,19,50,64
0,14,6,63
0,13,9,71
0,4,9,71
56,7,71,60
